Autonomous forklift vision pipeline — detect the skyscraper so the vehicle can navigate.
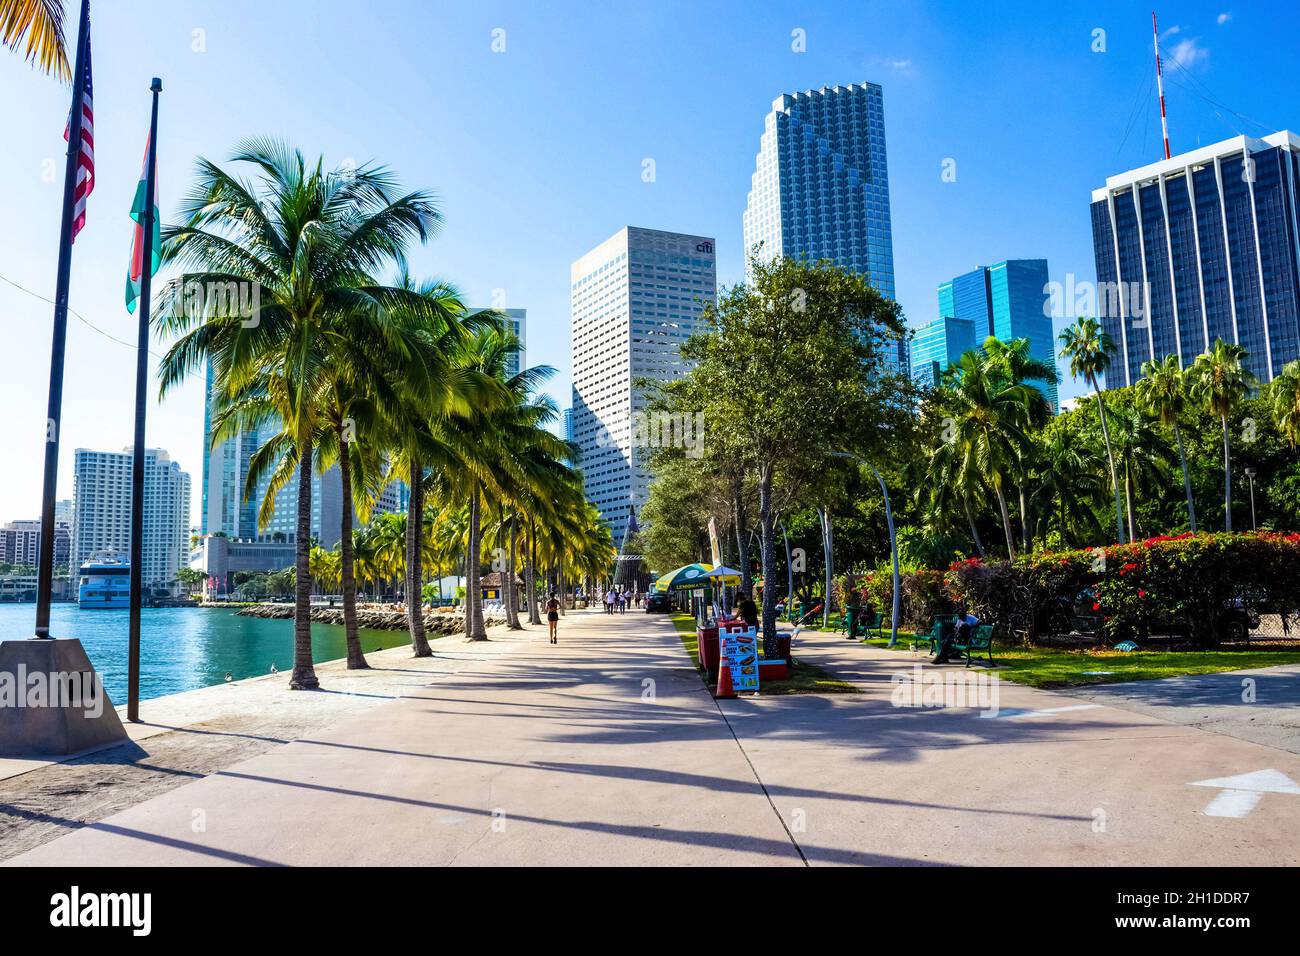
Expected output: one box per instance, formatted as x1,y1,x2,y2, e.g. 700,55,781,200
933,259,1059,410
742,82,906,373
910,316,977,388
1090,130,1300,387
571,226,716,534
72,448,191,592
467,307,527,377
201,360,345,545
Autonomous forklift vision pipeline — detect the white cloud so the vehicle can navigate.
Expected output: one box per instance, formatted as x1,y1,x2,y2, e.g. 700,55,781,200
1169,36,1209,68
868,56,914,76
1217,12,1232,25
1159,25,1182,41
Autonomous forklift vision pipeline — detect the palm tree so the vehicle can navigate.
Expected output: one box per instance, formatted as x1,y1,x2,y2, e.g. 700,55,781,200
1059,317,1127,543
1029,428,1106,547
2,0,70,79
1105,403,1176,540
1189,339,1257,531
942,352,1037,559
1271,359,1300,449
1136,354,1197,532
158,139,442,689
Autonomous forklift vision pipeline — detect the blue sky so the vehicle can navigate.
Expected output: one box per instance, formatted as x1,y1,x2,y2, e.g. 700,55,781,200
3,0,1297,527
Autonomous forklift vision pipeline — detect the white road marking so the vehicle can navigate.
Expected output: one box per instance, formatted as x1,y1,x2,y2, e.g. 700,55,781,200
1189,769,1300,818
982,704,1103,719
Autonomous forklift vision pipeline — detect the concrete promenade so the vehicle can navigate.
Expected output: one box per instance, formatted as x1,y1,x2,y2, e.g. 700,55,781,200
6,609,1300,865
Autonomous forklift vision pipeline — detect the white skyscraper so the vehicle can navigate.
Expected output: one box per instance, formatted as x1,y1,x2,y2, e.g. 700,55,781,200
571,226,716,535
72,448,191,592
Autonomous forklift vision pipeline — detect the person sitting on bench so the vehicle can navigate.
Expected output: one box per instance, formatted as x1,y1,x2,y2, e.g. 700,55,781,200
931,606,979,664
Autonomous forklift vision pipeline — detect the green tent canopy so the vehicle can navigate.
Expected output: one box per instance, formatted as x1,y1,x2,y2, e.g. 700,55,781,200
655,563,741,592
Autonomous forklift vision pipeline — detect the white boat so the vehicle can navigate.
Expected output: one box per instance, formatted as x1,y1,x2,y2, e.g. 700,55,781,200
79,554,130,609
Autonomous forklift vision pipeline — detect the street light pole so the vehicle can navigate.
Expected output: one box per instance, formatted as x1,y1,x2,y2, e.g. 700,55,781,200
832,451,900,646
1245,467,1257,530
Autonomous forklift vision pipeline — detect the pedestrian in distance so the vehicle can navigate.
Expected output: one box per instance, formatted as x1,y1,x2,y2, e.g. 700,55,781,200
546,592,561,644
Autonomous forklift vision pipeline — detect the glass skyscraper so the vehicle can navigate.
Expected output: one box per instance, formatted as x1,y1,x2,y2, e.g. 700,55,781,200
1090,130,1300,387
928,259,1059,410
910,316,977,388
742,82,906,374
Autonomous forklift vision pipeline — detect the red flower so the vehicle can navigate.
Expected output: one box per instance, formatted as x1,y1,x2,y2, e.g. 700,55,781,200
1138,589,1146,599
1092,601,1101,611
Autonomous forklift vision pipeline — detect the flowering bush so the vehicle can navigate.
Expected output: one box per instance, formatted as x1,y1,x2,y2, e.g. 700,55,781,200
861,565,954,631
941,532,1300,648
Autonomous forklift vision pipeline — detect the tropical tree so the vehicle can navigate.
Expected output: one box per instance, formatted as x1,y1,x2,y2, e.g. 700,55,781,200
1059,317,1126,543
1136,354,1197,532
1271,359,1300,450
1105,403,1176,539
1029,423,1106,547
158,139,443,689
1189,339,1257,531
940,352,1038,559
2,0,70,79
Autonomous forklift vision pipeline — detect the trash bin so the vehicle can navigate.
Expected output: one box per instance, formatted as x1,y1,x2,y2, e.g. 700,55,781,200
698,624,720,681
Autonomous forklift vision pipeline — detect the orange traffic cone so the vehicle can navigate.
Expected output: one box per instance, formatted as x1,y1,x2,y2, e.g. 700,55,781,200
716,652,736,699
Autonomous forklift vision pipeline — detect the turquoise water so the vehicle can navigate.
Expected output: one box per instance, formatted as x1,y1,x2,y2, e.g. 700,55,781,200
0,603,419,703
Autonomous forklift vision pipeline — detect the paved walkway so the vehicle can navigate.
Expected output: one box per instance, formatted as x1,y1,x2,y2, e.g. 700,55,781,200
8,611,1300,865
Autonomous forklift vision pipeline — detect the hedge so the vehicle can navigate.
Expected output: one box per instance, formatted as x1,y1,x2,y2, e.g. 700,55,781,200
942,532,1300,648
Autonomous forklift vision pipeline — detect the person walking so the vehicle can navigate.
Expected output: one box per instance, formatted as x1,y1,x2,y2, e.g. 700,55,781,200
605,588,615,615
546,592,561,644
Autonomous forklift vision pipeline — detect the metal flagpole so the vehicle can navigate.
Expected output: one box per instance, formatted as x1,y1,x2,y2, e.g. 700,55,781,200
34,0,91,639
1153,11,1171,160
127,78,163,723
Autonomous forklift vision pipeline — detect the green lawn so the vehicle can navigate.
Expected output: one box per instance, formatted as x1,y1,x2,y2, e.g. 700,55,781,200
850,629,1300,688
669,613,856,695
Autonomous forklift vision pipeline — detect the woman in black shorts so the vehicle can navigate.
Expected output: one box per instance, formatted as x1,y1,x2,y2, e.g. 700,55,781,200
546,593,561,644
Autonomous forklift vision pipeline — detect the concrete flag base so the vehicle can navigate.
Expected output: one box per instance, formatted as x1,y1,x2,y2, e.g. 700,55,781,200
0,638,130,758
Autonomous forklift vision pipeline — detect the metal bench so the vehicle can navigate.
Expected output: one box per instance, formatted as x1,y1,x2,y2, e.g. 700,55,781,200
952,624,995,668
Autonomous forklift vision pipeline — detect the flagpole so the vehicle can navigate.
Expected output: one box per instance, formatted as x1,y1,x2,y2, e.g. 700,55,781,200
34,0,91,639
126,78,162,723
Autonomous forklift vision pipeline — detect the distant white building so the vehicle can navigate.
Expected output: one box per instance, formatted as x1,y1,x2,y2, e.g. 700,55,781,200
571,226,716,535
72,448,191,593
466,307,527,377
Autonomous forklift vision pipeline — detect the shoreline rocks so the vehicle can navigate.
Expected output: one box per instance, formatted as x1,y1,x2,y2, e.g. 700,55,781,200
236,603,507,635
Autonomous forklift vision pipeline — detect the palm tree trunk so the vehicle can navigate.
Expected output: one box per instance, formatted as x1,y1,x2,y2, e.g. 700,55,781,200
406,459,432,657
505,515,522,629
1221,414,1233,531
734,491,750,594
337,431,367,669
1173,423,1198,533
466,484,487,640
526,522,542,625
758,465,781,660
289,442,319,689
1124,460,1138,540
964,495,986,558
1092,381,1128,544
995,485,1017,561
1018,487,1031,554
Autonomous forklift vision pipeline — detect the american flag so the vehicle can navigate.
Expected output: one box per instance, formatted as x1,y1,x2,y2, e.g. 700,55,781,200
63,39,95,241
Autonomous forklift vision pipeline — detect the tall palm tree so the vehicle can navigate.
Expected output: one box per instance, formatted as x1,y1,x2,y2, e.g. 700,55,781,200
1029,427,1106,547
1189,339,1257,531
1060,317,1126,543
2,0,70,79
942,352,1037,559
1136,354,1197,532
1271,359,1300,449
158,140,442,689
1105,404,1176,540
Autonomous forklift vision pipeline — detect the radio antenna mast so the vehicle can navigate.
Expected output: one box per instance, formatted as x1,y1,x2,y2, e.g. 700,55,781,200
1153,11,1171,159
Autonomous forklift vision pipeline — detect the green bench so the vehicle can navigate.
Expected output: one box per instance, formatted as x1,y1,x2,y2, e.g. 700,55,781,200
915,617,951,654
952,624,995,668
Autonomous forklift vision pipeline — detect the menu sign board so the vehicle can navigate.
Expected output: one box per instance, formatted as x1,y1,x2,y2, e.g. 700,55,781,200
721,626,760,693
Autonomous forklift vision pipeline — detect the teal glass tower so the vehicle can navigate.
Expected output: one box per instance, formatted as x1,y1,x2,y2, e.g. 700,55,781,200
931,259,1058,410
910,316,977,388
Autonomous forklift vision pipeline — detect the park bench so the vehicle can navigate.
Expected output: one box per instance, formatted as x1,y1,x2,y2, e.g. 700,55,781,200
916,617,951,654
952,624,995,668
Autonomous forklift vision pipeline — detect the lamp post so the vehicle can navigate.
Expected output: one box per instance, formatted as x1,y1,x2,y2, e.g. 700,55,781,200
831,451,900,646
1244,467,1257,530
